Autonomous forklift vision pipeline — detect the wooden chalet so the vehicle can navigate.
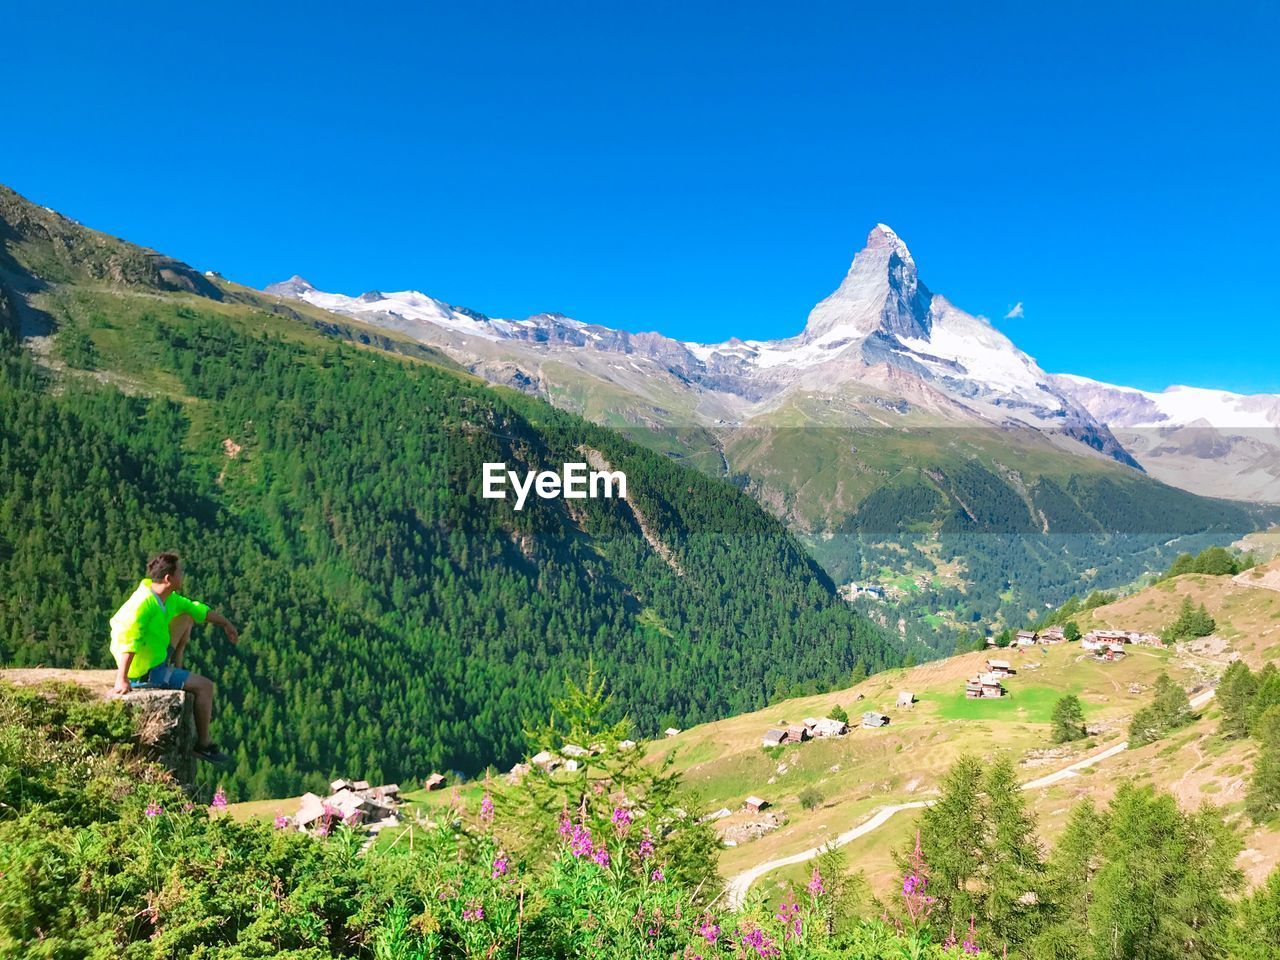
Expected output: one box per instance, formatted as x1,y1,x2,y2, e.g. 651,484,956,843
966,672,1005,699
761,728,787,747
986,658,1015,677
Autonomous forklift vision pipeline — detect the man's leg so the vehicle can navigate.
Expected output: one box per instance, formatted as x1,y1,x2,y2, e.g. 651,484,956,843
169,614,194,669
183,672,216,747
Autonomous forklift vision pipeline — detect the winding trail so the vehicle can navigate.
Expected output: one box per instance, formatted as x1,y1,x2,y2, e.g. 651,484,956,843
721,687,1216,908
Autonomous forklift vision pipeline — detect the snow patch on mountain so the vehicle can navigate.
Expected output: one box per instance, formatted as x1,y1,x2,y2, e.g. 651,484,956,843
1052,374,1280,431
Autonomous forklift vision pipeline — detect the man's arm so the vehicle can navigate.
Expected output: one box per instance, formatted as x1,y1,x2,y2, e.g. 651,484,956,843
113,652,135,696
205,610,239,645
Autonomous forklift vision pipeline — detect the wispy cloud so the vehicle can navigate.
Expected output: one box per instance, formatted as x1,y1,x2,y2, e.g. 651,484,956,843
1004,302,1024,319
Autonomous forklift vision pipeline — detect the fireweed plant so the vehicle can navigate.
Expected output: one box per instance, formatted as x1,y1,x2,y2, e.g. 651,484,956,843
0,680,1005,957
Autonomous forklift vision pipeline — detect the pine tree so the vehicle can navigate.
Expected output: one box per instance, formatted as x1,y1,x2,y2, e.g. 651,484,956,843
980,753,1045,951
1130,673,1192,747
1088,784,1241,960
899,754,984,934
1029,799,1101,960
1247,705,1280,824
1218,660,1257,739
1063,620,1081,642
1051,695,1087,743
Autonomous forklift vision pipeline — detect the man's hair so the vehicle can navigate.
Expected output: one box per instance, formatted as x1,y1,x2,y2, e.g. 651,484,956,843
146,552,181,581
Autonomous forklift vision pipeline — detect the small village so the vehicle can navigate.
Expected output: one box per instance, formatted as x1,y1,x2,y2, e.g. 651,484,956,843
277,624,1169,844
289,778,404,837
969,625,1165,697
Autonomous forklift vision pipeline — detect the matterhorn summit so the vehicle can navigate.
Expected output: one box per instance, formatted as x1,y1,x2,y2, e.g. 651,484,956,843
802,224,932,343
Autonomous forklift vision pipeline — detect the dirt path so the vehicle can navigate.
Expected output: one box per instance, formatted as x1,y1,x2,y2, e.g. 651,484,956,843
720,688,1216,908
1235,568,1280,593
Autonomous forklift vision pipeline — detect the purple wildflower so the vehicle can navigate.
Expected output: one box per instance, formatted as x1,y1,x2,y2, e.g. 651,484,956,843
570,824,594,858
807,866,825,896
962,915,980,955
462,899,485,922
273,814,290,829
492,855,509,878
901,831,936,925
558,807,573,839
650,865,665,882
738,924,781,959
611,806,633,832
479,792,495,825
775,894,803,940
592,845,611,868
209,788,228,811
638,827,655,860
144,801,163,818
699,920,721,944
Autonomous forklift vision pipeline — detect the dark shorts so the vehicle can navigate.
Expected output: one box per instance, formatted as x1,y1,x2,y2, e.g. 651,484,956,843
133,661,190,691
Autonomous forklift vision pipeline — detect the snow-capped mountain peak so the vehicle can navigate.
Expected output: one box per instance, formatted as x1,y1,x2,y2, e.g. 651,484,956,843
802,223,931,343
263,224,1137,467
264,275,317,298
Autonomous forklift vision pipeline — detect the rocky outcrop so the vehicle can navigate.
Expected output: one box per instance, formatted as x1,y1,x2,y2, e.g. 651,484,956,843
0,668,197,786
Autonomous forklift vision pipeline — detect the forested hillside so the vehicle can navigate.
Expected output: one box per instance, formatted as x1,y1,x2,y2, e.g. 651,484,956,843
0,186,897,798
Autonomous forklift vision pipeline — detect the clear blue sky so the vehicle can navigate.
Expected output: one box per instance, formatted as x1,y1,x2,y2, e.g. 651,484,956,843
4,1,1277,392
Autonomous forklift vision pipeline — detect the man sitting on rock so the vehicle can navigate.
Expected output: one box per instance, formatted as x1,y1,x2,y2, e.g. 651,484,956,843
110,551,239,764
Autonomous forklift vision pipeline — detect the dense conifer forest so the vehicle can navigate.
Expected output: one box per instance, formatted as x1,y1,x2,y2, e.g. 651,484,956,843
0,286,896,797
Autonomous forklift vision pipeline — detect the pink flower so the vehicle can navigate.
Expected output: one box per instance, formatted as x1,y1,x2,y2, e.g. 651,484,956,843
144,801,163,818
492,855,509,878
775,894,803,940
638,827,655,860
900,831,936,925
479,792,495,825
273,814,290,829
807,867,825,896
650,865,665,882
699,920,721,944
611,806,633,832
570,824,594,858
738,924,781,958
462,899,485,922
558,807,573,839
592,845,611,868
209,788,228,811
962,915,980,955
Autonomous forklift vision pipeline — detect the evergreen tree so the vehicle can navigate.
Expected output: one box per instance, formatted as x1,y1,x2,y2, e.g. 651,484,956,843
1063,620,1081,642
1247,705,1280,824
1051,695,1087,743
899,754,984,933
1218,660,1257,739
1222,867,1280,959
980,753,1045,951
1248,664,1280,735
1129,674,1192,747
1162,596,1216,643
1030,799,1101,960
1088,784,1241,960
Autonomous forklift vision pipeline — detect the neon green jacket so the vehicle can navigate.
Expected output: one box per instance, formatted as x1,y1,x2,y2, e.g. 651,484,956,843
109,579,209,678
